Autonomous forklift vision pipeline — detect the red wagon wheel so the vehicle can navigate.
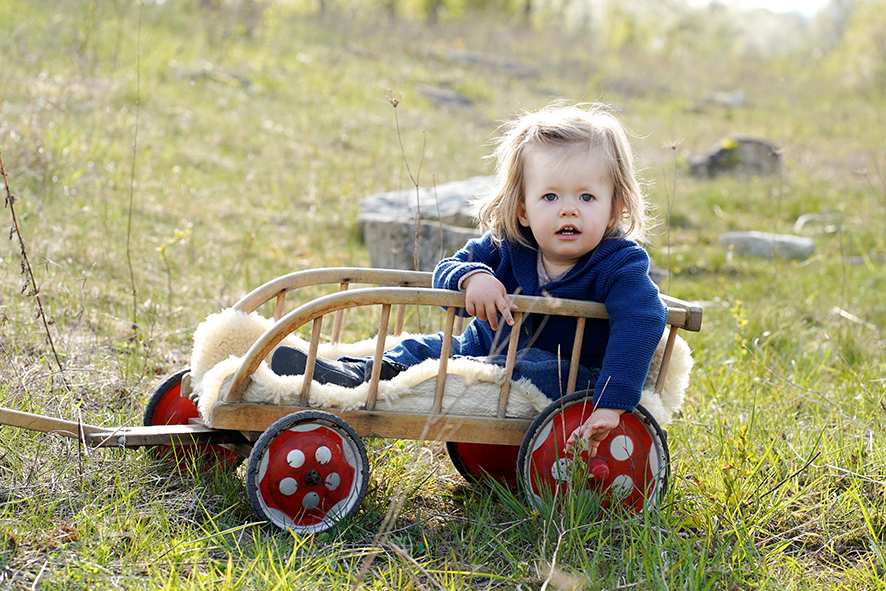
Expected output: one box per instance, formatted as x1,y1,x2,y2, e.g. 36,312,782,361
142,368,241,472
446,442,520,489
517,391,669,512
245,410,369,533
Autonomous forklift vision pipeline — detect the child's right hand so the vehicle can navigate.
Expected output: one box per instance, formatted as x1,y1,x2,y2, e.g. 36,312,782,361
462,273,517,331
564,407,623,457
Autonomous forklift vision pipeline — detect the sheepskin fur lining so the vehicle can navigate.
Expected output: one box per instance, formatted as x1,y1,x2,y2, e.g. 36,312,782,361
190,308,693,427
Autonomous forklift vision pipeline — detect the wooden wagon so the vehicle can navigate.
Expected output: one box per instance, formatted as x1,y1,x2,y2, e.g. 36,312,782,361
0,268,702,534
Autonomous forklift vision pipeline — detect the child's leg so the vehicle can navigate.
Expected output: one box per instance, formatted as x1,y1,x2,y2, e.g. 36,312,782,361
271,332,461,387
486,347,599,400
374,332,461,368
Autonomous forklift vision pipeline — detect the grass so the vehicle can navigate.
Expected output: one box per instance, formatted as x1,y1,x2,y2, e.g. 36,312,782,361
1,0,885,589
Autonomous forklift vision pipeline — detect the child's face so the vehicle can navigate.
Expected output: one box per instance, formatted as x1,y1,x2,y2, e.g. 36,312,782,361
518,144,615,275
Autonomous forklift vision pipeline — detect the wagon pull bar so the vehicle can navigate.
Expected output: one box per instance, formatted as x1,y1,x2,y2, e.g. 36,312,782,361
0,406,247,449
0,406,104,439
84,423,248,448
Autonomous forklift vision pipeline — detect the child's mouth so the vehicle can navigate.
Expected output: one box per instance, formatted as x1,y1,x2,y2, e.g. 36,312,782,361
556,226,580,235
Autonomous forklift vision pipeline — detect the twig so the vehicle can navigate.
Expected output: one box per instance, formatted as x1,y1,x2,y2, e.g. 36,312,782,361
387,92,425,271
0,149,69,391
125,2,143,335
662,140,681,296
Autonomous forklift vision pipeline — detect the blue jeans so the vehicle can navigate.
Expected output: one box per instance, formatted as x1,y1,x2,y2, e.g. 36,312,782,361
343,331,599,401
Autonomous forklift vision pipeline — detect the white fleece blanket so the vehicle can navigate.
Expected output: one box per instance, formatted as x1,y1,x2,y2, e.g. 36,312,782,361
190,308,693,427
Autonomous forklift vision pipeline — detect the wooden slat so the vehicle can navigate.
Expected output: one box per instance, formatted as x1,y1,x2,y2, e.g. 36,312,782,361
660,294,704,332
567,316,585,394
498,312,524,418
208,402,532,445
180,372,193,400
394,303,406,336
299,317,324,406
365,304,392,411
232,268,434,314
653,325,680,396
330,282,349,344
274,293,286,322
432,307,457,415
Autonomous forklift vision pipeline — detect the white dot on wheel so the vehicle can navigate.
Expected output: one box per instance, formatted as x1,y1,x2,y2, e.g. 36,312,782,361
287,449,305,468
279,477,298,496
302,492,320,510
609,435,634,461
315,446,332,464
325,473,341,490
550,458,571,482
610,474,633,498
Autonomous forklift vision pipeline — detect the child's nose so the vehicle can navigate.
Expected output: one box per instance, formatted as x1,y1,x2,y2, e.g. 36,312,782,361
560,201,579,216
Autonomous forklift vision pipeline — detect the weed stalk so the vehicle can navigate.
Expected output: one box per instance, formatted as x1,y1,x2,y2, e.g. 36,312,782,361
0,149,68,392
388,93,425,271
125,2,143,336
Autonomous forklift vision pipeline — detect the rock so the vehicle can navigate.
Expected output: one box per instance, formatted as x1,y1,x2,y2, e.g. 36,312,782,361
358,177,493,272
704,90,747,109
444,49,537,79
793,213,842,234
689,137,781,178
416,85,474,111
359,176,493,227
720,231,814,260
359,215,482,272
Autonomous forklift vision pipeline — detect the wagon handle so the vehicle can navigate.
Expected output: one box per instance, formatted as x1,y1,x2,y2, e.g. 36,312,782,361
0,407,103,439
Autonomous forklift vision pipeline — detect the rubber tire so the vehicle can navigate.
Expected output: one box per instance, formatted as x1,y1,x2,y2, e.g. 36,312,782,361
245,410,369,534
446,442,520,489
517,390,669,513
143,368,241,472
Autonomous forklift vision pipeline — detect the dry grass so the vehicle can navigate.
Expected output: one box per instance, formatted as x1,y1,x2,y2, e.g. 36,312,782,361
0,1,884,589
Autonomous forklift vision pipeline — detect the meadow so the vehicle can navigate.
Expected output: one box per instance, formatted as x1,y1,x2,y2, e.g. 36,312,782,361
0,0,884,588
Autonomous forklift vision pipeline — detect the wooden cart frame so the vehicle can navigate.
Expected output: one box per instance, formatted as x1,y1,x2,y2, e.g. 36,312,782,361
0,267,702,533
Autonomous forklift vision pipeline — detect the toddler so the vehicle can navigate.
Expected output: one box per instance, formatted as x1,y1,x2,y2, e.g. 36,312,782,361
272,102,667,457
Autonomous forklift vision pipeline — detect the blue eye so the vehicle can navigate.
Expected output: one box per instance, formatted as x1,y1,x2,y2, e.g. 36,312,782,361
580,193,594,202
543,193,557,202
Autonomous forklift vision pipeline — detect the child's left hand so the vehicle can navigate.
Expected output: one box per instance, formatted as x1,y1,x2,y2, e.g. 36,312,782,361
564,407,624,457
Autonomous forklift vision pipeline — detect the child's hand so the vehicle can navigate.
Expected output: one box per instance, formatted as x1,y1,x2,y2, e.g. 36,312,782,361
564,408,624,457
463,273,517,331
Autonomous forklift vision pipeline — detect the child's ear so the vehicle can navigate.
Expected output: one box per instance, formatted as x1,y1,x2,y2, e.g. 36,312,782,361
608,203,619,229
518,202,530,227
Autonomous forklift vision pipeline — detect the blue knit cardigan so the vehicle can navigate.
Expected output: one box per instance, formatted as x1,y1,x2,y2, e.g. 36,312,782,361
432,230,667,412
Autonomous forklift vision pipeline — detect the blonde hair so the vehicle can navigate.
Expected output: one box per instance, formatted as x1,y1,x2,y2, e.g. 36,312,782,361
476,102,649,246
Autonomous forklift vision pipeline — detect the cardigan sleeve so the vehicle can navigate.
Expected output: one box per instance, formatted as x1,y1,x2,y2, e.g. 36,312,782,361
432,232,501,291
592,249,668,412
